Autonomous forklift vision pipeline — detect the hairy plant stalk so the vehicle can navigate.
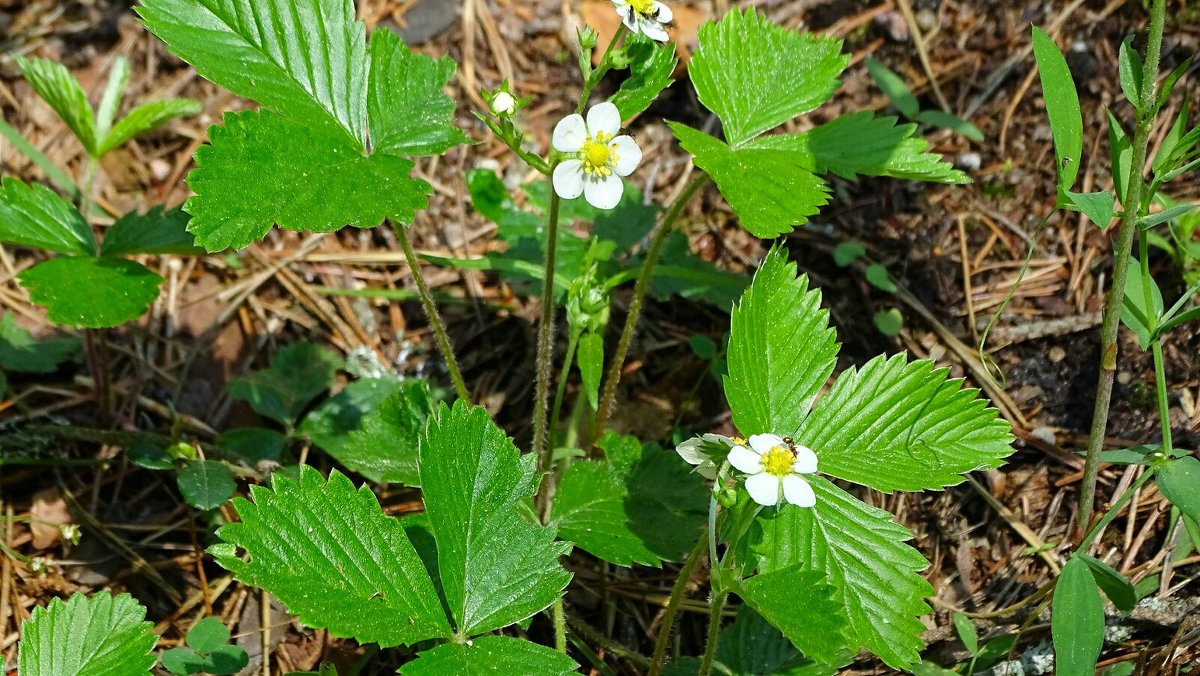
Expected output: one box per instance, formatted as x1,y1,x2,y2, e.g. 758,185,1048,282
1079,0,1166,532
698,588,728,676
649,534,708,676
592,173,710,446
577,26,628,115
396,225,470,402
533,191,563,482
553,595,568,653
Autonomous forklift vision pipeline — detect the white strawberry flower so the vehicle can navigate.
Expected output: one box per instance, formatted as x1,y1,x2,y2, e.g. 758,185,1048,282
613,0,673,43
728,433,818,508
551,101,642,210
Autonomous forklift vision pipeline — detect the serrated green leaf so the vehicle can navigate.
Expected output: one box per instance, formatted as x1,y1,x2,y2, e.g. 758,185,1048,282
725,247,837,437
185,110,429,252
367,28,469,157
186,616,231,654
1157,456,1200,524
915,109,985,142
298,375,408,452
18,592,157,675
101,205,200,257
15,56,98,155
0,177,97,255
99,98,200,156
689,8,848,146
177,460,237,510
322,379,435,485
671,122,828,238
229,341,341,427
865,57,919,120
1031,25,1083,194
96,56,130,142
20,257,162,328
398,635,578,675
1064,190,1116,228
1077,554,1136,613
216,427,287,464
551,435,707,566
1053,557,1105,676
796,354,1013,492
1118,36,1143,112
419,402,571,635
577,331,604,410
137,0,368,149
738,565,848,664
752,478,933,668
743,112,970,184
610,35,677,121
716,606,846,675
214,466,452,645
0,311,80,373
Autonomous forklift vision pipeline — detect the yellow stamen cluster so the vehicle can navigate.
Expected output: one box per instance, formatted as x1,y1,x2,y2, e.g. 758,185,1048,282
580,131,619,177
628,0,656,16
761,445,796,477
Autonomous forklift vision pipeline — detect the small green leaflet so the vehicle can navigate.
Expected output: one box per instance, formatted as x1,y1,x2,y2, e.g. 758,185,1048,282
865,56,919,120
325,380,436,485
1031,25,1083,196
398,635,578,675
177,460,237,510
610,35,678,121
161,616,249,676
137,0,369,149
101,206,200,257
1157,456,1200,525
0,178,97,255
671,122,829,238
19,257,163,328
0,312,80,374
689,8,848,147
368,29,470,156
419,402,571,635
15,56,98,155
1117,36,1143,112
1064,190,1116,228
18,592,158,675
98,97,202,156
95,56,131,142
738,565,848,665
743,112,969,184
185,110,430,252
228,341,341,427
795,354,1014,493
752,479,934,668
212,467,453,646
915,109,984,142
577,332,604,410
725,247,838,437
1052,557,1105,676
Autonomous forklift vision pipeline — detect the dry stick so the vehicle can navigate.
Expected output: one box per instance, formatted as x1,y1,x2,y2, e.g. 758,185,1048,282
894,0,950,111
1079,0,1166,534
396,224,470,403
592,173,710,445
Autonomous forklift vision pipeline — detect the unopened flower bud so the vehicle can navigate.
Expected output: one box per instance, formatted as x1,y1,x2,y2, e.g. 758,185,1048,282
578,25,599,50
491,91,517,117
60,524,82,545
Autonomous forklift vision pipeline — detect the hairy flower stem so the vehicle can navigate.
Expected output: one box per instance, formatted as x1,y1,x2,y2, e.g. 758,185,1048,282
1079,0,1166,534
577,26,628,115
698,588,728,676
553,595,567,653
534,190,563,485
76,156,114,421
592,173,710,446
396,225,470,403
648,533,708,676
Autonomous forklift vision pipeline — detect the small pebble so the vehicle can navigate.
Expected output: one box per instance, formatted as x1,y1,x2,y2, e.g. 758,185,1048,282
149,158,172,182
1048,346,1066,363
1117,371,1133,385
1031,426,1057,445
955,152,982,171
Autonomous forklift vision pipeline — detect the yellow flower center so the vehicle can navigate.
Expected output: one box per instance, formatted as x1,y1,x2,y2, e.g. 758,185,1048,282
731,436,746,445
628,0,656,15
580,132,619,177
762,445,796,477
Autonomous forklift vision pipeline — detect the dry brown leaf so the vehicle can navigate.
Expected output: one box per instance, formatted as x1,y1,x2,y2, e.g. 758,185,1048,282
30,487,70,549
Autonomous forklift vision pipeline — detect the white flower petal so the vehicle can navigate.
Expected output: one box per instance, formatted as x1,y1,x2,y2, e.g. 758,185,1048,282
618,10,638,32
611,135,642,176
587,102,622,137
745,473,782,506
791,445,818,474
727,444,763,474
782,474,816,507
749,433,786,454
652,2,673,23
640,19,669,42
583,172,623,210
552,114,587,152
675,437,705,466
553,161,584,199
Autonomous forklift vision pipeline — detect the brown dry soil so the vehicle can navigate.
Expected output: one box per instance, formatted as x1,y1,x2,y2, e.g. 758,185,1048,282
1,0,1199,674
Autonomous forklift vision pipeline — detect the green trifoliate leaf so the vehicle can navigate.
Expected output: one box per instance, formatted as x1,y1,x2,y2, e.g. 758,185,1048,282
177,460,237,510
715,606,848,675
368,28,470,157
212,466,452,645
752,478,933,669
1031,25,1082,196
551,434,707,566
18,592,157,675
19,257,162,328
14,56,98,155
689,8,848,147
229,341,341,427
324,380,436,485
185,110,429,251
0,312,80,373
137,0,369,149
726,247,837,437
738,565,848,665
610,35,678,121
187,616,233,654
743,112,969,184
0,178,97,255
398,635,578,676
98,97,201,156
420,402,571,635
671,122,829,238
101,205,200,257
1052,557,1105,676
796,354,1014,492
